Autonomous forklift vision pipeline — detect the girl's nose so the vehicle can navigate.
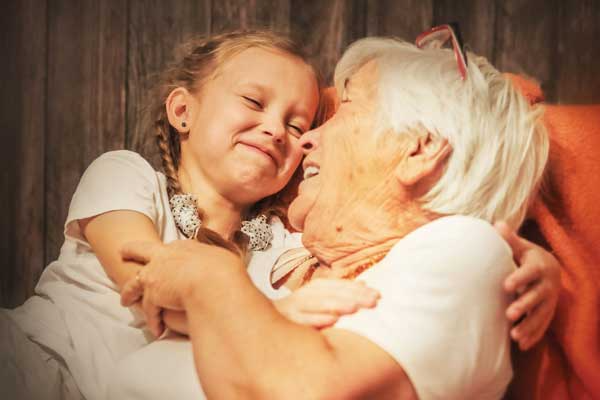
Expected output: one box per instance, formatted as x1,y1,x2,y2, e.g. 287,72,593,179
262,117,287,144
298,128,320,155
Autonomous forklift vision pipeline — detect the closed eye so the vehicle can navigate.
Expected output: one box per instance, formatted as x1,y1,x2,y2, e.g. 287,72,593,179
288,124,304,138
242,96,262,109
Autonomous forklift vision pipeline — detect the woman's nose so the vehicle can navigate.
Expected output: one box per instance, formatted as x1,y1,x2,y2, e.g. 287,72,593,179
298,128,320,155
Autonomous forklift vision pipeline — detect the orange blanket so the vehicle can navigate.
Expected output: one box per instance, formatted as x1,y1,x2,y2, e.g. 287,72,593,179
506,93,600,398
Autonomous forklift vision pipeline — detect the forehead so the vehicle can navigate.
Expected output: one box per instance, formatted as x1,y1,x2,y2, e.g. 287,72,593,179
220,47,315,86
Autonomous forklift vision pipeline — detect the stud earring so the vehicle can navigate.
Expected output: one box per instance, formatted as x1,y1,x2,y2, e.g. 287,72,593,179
181,121,187,128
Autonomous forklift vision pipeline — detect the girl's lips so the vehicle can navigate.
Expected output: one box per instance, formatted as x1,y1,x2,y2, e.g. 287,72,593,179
238,142,278,166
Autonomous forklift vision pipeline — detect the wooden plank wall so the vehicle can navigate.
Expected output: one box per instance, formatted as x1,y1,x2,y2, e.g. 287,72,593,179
1,0,599,307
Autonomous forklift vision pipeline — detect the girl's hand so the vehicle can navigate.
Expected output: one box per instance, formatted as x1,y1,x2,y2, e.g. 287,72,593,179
495,222,561,350
273,279,380,329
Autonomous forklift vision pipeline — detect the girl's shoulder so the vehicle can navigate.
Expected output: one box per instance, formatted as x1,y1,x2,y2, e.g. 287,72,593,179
88,150,157,176
65,150,166,243
80,150,162,191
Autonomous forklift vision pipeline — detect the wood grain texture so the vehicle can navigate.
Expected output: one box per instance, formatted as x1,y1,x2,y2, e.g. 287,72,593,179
290,0,366,84
211,0,291,33
0,0,47,307
127,0,211,169
367,0,433,40
495,0,559,101
45,0,127,264
433,0,496,62
555,0,600,104
3,0,600,306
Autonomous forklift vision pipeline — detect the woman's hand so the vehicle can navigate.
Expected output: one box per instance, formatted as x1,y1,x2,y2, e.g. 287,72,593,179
273,279,380,329
495,222,561,350
120,239,242,337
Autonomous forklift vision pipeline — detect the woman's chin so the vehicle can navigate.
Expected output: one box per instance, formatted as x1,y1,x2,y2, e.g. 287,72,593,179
288,193,316,231
287,200,306,231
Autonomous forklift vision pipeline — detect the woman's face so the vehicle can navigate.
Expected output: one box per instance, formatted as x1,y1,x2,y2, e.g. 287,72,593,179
181,47,320,207
288,61,402,236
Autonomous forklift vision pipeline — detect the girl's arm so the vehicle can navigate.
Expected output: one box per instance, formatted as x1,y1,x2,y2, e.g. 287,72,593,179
80,210,189,335
80,210,160,289
496,222,561,350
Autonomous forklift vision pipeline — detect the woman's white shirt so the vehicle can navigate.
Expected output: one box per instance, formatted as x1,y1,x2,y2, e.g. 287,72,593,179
334,215,515,400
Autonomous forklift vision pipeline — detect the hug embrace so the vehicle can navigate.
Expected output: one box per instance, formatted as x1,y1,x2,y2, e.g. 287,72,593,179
2,28,563,399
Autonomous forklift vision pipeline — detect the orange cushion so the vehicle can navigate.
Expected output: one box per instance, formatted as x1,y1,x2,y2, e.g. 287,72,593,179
509,103,600,400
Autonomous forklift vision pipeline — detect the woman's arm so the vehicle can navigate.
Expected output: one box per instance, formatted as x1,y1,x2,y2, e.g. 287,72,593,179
120,240,416,399
164,278,381,335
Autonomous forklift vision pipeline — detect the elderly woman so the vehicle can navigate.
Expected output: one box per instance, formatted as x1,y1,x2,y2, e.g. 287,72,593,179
119,32,549,399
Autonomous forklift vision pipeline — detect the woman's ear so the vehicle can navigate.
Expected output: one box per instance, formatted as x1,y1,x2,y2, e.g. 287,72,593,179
166,88,192,133
395,131,452,187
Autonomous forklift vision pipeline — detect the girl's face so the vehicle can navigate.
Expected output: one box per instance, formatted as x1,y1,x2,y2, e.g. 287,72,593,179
181,47,320,208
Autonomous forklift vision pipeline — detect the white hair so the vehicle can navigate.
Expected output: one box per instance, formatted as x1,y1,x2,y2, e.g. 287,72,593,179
333,37,549,229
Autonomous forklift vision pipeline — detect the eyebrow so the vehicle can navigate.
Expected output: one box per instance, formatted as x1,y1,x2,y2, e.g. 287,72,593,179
238,82,272,95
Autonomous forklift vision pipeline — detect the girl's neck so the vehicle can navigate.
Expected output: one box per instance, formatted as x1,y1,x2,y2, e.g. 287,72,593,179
178,166,248,240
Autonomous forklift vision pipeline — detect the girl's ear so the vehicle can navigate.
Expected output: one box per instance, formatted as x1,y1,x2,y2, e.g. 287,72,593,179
166,87,192,133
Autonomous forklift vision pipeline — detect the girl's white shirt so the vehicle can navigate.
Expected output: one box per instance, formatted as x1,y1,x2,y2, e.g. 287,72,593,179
5,150,296,400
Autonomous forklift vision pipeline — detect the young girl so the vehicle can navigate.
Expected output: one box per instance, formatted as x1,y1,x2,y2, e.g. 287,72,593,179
0,30,378,400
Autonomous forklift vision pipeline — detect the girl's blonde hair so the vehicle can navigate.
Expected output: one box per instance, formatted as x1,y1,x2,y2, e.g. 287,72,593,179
150,30,324,255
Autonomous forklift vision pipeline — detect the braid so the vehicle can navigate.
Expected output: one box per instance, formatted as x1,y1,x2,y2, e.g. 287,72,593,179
155,116,182,198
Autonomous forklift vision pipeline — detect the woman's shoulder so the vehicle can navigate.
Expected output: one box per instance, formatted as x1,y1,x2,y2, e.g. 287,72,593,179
401,215,510,253
386,215,515,282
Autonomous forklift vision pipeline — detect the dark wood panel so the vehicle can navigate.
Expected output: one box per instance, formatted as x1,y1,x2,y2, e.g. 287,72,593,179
211,0,291,33
367,0,433,41
46,0,127,264
127,0,211,168
494,0,559,101
433,0,495,62
290,0,366,84
3,0,600,306
0,0,47,307
556,0,600,104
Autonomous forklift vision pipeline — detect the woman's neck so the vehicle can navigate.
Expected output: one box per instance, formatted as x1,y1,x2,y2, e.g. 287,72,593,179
307,204,437,279
178,165,247,240
317,240,397,278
